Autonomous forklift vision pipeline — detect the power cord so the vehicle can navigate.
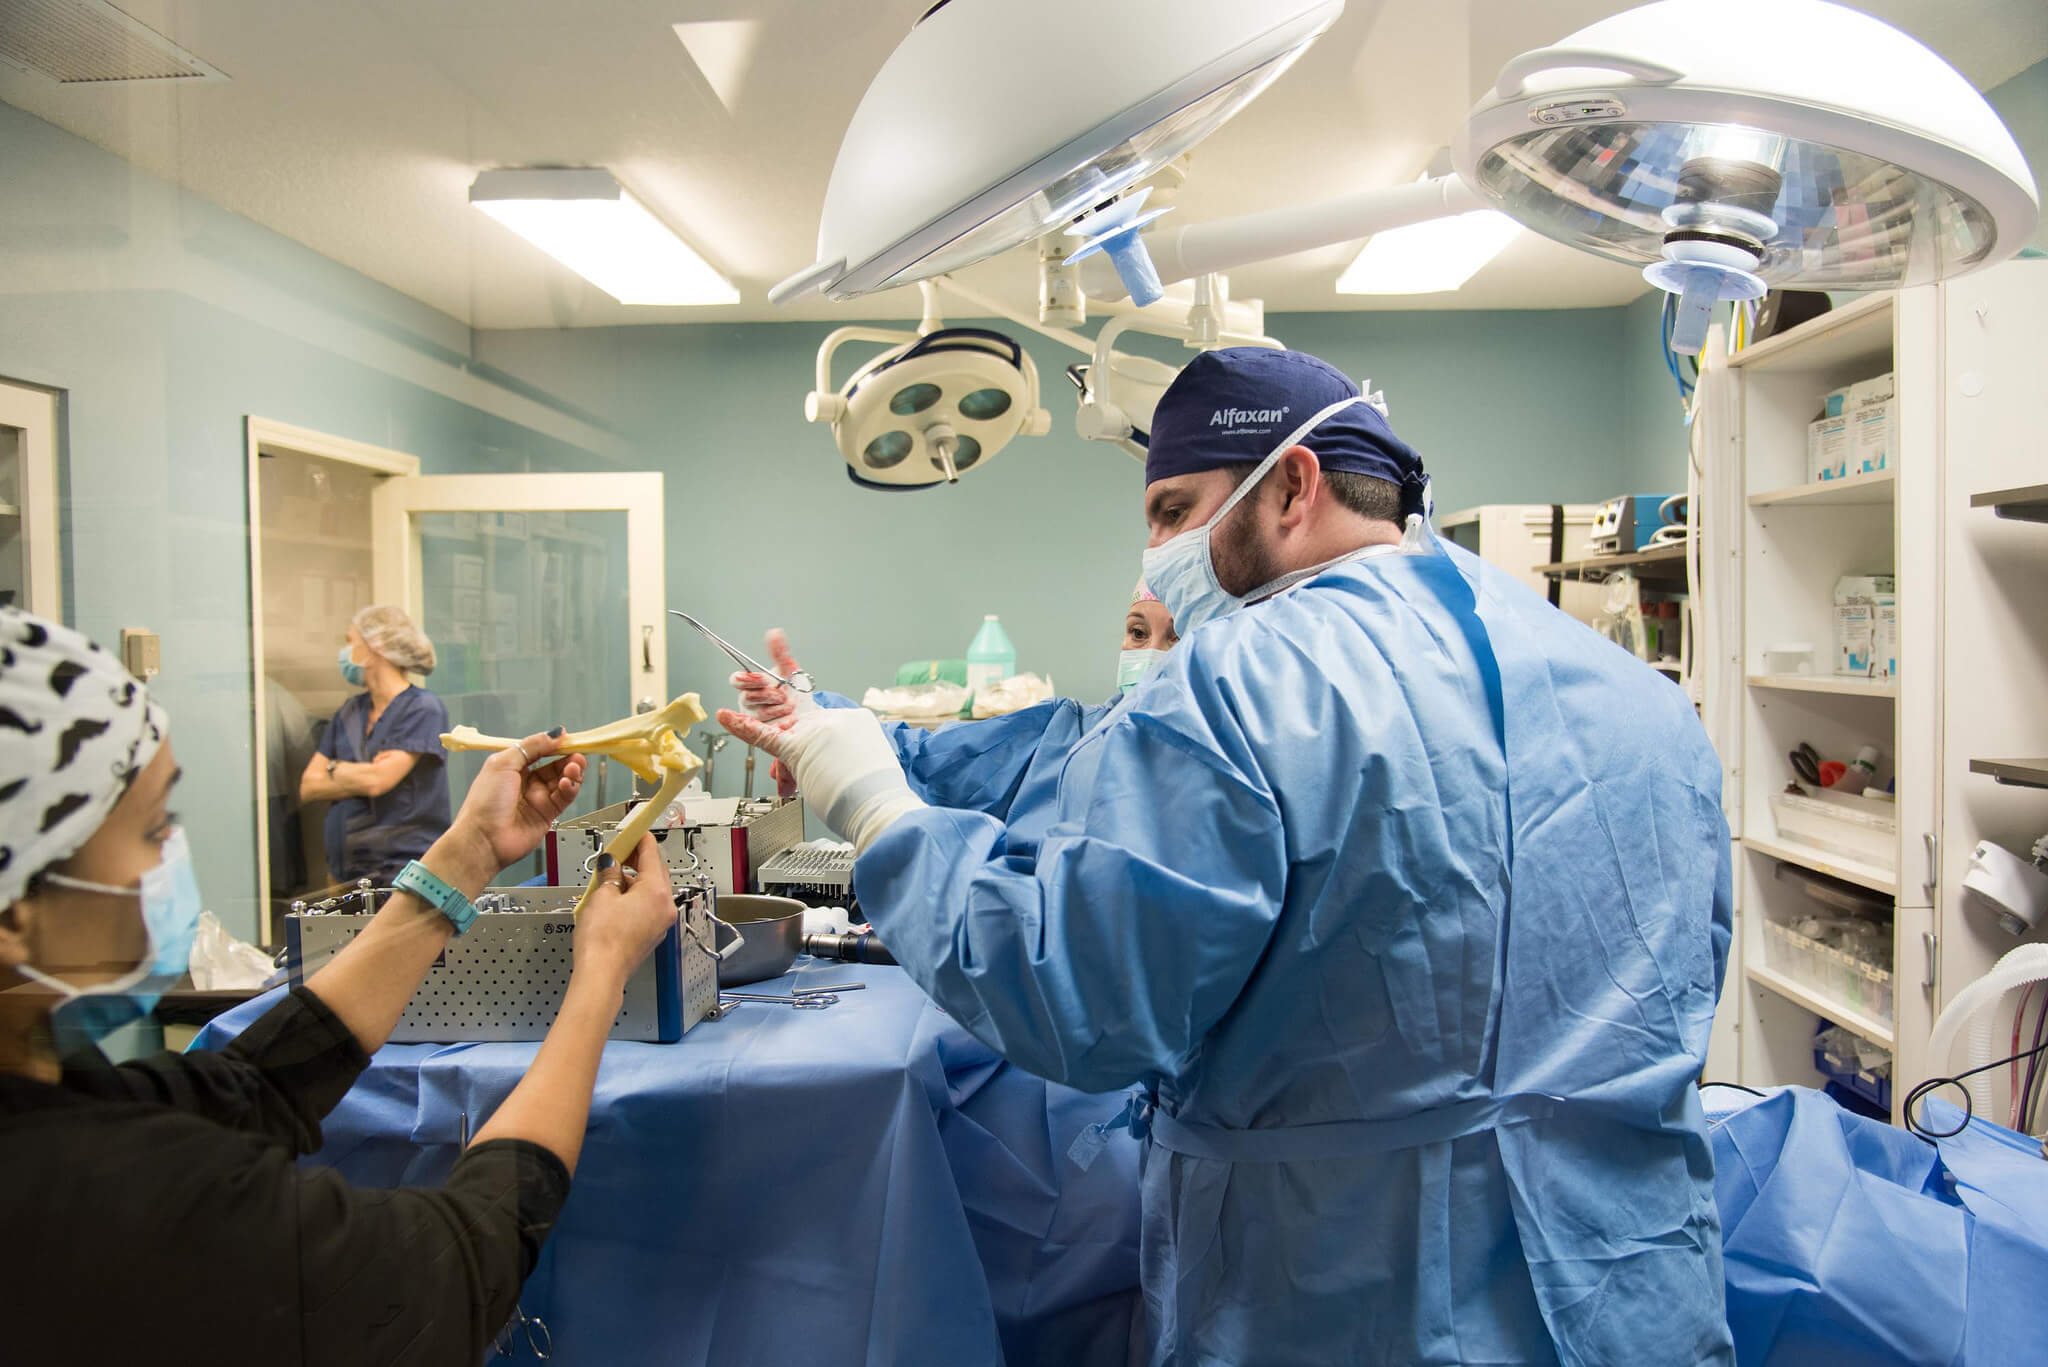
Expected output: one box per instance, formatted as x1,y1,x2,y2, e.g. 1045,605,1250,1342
1905,1037,2048,1144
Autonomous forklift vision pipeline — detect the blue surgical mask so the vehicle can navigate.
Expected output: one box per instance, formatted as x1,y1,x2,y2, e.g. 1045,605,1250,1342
338,644,366,688
1140,395,1370,635
19,827,205,1051
1117,648,1167,694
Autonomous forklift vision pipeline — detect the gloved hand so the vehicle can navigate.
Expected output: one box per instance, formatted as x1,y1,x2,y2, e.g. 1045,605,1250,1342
729,629,813,799
717,703,924,854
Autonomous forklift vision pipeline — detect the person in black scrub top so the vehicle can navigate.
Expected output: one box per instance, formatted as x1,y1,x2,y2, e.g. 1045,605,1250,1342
0,606,682,1365
300,605,452,885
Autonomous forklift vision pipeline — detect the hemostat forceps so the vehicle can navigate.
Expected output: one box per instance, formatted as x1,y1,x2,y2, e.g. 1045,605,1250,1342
670,610,815,693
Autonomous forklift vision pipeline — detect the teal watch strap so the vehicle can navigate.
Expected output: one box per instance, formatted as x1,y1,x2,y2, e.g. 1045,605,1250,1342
394,859,477,936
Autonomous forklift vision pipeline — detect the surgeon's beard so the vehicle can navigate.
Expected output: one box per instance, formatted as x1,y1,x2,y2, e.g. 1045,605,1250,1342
1210,498,1284,599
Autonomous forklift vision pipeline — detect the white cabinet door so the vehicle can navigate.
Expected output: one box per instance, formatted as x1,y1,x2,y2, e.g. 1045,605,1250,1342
1933,260,2048,1112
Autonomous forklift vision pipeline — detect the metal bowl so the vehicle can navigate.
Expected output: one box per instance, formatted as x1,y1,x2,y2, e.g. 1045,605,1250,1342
713,894,809,987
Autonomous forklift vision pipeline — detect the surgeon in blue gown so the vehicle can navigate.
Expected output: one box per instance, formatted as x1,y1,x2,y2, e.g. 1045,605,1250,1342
732,586,1176,861
724,348,1735,1367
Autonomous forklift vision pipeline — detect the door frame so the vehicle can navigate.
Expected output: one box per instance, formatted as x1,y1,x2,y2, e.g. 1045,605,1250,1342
246,418,421,937
0,378,62,617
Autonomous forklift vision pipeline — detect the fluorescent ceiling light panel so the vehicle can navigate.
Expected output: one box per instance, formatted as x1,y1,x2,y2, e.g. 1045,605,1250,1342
470,168,739,306
1335,210,1521,295
673,19,760,113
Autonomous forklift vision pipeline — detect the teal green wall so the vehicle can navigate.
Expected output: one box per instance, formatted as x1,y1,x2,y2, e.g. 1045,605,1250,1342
472,307,1649,724
0,100,621,940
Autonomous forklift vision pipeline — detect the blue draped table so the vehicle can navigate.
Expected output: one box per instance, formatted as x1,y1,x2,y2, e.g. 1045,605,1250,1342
196,962,1142,1366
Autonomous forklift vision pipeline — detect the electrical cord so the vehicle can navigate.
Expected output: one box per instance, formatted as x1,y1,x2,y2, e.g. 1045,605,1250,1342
1905,1035,2048,1143
2026,988,2048,1131
1701,1081,1767,1096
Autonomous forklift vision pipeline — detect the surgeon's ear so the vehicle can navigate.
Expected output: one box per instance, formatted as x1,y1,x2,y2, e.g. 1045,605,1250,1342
1275,446,1319,524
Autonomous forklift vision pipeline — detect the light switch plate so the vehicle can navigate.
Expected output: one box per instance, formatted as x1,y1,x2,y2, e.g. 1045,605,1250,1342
120,627,160,680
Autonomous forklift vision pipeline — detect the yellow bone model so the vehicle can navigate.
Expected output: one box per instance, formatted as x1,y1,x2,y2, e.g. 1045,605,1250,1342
442,693,709,919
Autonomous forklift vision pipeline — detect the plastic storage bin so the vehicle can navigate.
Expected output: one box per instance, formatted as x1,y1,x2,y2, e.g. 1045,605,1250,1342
1768,788,1897,873
1813,1024,1893,1114
1763,920,1895,1026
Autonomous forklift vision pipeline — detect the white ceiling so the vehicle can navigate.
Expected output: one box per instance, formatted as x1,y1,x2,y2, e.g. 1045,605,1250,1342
4,0,2044,328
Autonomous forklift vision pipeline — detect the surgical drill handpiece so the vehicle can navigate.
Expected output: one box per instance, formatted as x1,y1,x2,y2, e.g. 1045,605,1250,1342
801,931,896,966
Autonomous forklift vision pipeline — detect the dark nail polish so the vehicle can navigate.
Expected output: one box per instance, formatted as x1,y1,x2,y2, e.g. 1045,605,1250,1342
548,726,565,738
595,853,615,871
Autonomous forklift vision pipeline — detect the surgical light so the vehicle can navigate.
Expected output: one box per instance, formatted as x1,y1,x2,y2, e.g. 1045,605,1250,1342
1336,210,1522,295
805,301,1052,489
776,0,2035,357
768,0,1342,304
470,169,739,307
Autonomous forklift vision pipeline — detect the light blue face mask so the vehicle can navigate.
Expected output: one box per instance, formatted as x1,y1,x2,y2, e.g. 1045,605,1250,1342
337,644,366,688
1141,395,1371,635
1118,648,1168,694
19,827,206,1051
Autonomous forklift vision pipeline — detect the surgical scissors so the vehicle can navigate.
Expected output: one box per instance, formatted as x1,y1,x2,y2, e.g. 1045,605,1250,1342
669,610,815,694
493,1304,552,1360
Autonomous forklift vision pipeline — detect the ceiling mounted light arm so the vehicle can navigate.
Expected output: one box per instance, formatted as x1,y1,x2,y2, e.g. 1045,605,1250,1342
1076,174,1486,301
786,0,2036,348
1070,307,1283,460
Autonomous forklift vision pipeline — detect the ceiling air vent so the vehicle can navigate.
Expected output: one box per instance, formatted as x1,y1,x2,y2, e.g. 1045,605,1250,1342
0,0,226,84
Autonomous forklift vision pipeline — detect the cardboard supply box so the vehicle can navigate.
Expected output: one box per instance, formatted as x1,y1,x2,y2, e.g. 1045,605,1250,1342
1875,596,1899,679
1813,372,1894,481
1834,574,1897,677
1850,399,1893,474
1847,372,1895,410
1809,415,1851,482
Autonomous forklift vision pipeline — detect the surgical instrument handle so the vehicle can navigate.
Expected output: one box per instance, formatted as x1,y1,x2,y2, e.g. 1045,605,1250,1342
802,931,896,966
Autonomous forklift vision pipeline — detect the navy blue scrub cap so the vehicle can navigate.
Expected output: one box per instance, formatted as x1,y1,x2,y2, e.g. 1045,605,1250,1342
1146,348,1427,515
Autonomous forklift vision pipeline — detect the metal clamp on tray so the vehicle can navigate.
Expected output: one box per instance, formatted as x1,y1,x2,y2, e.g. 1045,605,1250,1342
285,880,725,1042
549,795,804,895
758,844,858,915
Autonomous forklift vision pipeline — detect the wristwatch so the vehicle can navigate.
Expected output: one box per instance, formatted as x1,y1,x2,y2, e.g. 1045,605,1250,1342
393,859,478,936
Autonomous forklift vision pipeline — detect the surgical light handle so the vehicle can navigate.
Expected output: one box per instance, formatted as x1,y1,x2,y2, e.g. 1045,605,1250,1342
1490,46,1683,99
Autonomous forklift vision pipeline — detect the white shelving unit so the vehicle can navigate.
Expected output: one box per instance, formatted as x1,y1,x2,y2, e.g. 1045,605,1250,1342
1702,289,1932,1123
1702,259,2048,1128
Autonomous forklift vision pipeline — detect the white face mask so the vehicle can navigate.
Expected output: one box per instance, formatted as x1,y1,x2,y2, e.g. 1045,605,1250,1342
1117,648,1168,694
18,827,205,1050
1140,396,1372,635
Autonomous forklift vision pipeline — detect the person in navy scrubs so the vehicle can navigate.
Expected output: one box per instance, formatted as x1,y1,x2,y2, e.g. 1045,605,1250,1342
299,605,453,885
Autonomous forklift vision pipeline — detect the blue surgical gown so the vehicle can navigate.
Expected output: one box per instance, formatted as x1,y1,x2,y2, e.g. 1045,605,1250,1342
854,542,1735,1366
819,692,1116,860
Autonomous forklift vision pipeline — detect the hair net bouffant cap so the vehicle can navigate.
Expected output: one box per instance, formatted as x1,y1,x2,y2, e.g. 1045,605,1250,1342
352,605,436,676
0,608,168,909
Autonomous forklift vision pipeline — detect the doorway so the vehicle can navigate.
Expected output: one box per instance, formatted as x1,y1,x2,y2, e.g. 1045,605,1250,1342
248,421,419,938
246,420,669,941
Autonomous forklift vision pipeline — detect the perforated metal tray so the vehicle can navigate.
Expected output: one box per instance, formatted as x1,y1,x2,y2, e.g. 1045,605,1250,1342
550,796,804,894
285,884,718,1042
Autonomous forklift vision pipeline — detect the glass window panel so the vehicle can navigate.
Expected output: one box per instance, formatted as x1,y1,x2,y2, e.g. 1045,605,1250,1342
416,509,631,879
